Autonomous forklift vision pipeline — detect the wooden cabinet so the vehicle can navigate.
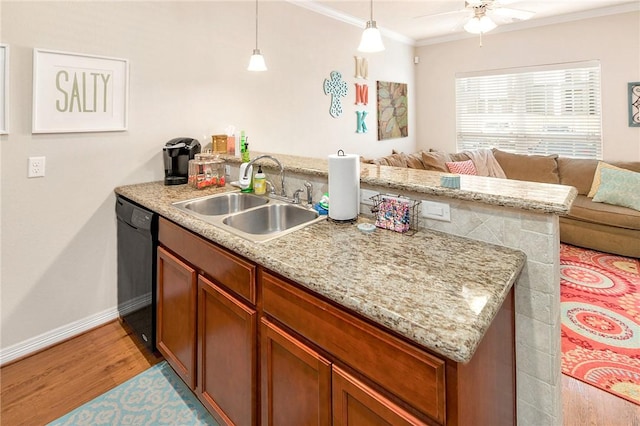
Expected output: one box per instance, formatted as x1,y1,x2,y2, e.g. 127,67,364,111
261,271,445,424
198,275,257,426
261,270,515,426
157,217,515,426
157,217,258,426
261,318,331,426
332,366,428,426
156,246,197,388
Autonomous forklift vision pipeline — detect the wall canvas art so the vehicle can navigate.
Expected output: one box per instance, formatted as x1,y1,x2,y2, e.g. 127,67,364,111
377,81,408,140
0,44,8,134
628,82,640,127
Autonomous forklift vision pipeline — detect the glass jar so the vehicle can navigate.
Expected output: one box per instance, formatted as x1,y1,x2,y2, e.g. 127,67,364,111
188,152,226,189
212,134,228,154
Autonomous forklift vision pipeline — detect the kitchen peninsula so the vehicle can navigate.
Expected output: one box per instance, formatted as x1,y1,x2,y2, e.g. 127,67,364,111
115,152,575,425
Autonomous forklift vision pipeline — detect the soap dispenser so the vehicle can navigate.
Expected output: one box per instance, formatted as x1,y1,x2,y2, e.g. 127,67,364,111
254,165,266,195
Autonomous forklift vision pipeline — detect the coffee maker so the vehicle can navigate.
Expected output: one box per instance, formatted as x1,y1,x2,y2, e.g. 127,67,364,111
163,138,201,185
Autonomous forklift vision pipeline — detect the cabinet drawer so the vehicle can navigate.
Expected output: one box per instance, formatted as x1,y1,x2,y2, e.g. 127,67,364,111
159,217,256,305
261,271,446,424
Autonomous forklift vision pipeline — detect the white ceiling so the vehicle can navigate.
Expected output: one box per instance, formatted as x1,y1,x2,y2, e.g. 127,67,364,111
293,0,639,45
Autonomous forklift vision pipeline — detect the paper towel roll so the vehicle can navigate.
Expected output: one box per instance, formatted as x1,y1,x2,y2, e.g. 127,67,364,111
328,151,360,221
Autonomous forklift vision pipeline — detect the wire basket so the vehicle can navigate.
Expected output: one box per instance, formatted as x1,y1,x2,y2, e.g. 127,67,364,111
370,194,419,235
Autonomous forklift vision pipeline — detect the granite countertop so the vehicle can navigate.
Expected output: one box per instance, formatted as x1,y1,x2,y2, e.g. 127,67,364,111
115,181,527,363
219,152,577,215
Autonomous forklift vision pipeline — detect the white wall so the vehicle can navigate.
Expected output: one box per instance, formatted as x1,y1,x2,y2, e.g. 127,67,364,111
415,11,640,162
0,1,415,355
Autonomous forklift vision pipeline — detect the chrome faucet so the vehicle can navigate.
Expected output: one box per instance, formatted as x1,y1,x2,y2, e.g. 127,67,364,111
292,189,304,204
242,155,286,197
304,181,313,205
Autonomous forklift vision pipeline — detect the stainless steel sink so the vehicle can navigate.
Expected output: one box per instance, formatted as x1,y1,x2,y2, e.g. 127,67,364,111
173,192,269,216
172,191,325,242
222,204,321,236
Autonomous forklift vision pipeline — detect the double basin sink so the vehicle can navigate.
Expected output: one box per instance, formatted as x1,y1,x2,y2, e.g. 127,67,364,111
172,191,324,242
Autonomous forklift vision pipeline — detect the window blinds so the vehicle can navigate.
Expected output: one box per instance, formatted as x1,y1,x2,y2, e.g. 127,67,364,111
455,61,602,159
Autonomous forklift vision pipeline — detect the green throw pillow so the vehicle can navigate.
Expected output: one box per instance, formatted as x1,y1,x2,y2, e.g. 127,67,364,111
592,167,640,211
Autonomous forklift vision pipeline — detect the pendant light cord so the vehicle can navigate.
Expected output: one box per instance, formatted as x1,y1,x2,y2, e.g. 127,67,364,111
369,0,373,21
254,0,259,50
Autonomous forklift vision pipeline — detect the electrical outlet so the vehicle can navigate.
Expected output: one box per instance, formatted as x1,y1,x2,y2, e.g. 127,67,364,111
28,156,46,178
421,200,451,222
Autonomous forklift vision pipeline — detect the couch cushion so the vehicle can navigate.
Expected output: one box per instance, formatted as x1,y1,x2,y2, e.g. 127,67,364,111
592,168,640,211
374,153,407,167
567,194,640,230
395,150,427,169
421,151,452,172
557,157,598,195
492,149,559,184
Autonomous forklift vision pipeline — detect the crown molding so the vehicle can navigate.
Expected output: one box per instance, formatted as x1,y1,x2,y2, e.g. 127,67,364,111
286,0,638,48
285,0,416,46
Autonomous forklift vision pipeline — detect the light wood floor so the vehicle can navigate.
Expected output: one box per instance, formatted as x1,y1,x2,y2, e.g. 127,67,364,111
1,320,638,425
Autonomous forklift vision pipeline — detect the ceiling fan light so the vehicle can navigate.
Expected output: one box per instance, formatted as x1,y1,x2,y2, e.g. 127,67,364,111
247,49,267,71
358,20,385,52
464,15,497,34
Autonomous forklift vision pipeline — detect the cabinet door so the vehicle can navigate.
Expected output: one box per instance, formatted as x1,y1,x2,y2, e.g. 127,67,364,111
198,275,257,426
261,318,331,426
156,246,197,389
332,366,428,426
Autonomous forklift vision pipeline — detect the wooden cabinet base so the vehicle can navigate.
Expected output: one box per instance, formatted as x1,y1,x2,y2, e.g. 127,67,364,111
156,246,197,389
261,318,332,426
198,275,257,426
332,366,432,426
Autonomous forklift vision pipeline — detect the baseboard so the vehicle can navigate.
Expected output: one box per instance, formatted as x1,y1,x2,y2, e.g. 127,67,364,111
0,307,119,366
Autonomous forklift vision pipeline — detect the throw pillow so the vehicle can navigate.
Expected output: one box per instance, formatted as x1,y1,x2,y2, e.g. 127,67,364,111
446,159,477,175
421,151,452,172
587,161,628,198
592,167,640,211
492,149,559,184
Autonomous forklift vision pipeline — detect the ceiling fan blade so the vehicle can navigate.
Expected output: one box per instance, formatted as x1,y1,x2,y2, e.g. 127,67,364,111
413,8,467,20
492,7,534,21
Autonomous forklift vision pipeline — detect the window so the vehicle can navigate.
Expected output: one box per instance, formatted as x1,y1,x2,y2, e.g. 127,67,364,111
455,61,602,159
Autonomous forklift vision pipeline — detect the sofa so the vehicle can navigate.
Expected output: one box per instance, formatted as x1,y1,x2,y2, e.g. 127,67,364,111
365,149,640,258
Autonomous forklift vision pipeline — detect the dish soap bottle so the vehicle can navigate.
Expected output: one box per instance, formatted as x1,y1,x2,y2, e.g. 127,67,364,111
240,140,253,192
253,165,266,195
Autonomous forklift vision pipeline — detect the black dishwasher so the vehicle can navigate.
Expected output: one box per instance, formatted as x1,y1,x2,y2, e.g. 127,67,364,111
116,195,158,352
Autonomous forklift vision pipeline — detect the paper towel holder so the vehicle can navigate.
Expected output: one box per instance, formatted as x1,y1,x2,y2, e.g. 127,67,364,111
328,149,359,224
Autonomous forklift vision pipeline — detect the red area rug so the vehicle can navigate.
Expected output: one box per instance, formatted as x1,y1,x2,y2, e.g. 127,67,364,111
560,244,640,405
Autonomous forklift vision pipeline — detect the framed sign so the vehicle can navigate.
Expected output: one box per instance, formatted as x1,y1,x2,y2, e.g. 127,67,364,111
32,49,128,133
0,44,8,134
628,82,640,127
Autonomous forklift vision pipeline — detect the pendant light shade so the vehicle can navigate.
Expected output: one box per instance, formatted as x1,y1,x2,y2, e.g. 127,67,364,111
464,15,497,34
248,0,267,71
248,49,267,72
358,0,384,53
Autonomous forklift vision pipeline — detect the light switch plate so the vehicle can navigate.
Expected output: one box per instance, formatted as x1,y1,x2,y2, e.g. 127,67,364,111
421,200,451,222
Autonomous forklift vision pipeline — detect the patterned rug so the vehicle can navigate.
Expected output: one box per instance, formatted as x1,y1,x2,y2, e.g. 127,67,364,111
560,244,640,405
47,361,218,425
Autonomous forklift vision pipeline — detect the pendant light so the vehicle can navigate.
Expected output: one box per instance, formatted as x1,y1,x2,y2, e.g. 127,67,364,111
247,0,267,71
357,0,384,53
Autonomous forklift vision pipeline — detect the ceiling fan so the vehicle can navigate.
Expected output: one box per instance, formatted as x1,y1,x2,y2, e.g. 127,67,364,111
416,0,535,35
